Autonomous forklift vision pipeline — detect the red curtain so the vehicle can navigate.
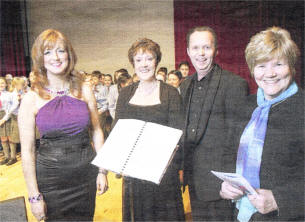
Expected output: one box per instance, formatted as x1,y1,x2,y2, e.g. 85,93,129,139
174,1,304,94
0,1,29,77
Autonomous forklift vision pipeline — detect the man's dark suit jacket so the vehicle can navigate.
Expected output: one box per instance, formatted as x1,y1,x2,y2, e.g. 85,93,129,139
180,64,248,202
224,89,304,221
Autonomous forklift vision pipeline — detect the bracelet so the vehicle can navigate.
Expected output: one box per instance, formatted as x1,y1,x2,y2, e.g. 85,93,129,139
28,193,43,203
99,169,108,175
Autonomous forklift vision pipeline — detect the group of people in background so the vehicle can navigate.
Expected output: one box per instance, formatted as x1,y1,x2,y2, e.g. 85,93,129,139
155,62,190,90
0,24,303,222
0,74,33,166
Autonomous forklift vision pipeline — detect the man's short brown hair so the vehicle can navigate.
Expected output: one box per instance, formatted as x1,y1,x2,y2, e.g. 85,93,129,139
186,26,218,49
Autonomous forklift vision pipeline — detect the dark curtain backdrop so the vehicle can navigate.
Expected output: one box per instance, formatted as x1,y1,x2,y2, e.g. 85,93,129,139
174,1,304,94
0,0,30,77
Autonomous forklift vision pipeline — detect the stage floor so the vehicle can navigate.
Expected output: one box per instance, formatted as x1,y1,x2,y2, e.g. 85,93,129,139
0,152,191,221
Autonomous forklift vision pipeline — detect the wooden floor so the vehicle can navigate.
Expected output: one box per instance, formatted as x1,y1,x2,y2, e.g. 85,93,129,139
0,152,192,222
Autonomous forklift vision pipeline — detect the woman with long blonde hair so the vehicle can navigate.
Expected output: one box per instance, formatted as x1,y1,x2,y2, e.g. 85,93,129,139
19,29,108,221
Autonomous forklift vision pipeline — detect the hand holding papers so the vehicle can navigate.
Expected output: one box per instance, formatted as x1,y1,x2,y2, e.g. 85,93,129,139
92,119,183,184
211,171,258,196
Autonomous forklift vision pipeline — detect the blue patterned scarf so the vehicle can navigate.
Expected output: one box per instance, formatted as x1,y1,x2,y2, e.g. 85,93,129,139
235,81,298,222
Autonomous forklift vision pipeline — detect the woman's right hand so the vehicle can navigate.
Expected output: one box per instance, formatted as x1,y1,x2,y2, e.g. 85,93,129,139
31,200,47,221
220,181,244,200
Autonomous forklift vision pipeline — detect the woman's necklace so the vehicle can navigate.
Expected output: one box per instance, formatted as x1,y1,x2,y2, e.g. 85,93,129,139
137,80,158,96
44,86,70,97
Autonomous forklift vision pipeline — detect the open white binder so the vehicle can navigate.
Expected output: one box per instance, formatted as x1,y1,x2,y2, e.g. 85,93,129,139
92,119,183,184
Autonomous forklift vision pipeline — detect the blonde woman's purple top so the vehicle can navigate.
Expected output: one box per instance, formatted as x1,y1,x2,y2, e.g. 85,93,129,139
36,96,89,138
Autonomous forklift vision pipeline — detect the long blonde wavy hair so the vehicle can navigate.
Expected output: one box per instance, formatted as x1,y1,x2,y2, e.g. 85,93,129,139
31,29,83,99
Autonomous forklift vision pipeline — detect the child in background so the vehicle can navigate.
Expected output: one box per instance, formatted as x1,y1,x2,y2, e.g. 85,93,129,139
0,77,18,165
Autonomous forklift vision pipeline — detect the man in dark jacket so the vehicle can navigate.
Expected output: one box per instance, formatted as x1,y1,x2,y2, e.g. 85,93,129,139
180,26,248,221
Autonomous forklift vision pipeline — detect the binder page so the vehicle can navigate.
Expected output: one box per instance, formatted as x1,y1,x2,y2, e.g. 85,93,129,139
91,119,145,174
124,122,183,184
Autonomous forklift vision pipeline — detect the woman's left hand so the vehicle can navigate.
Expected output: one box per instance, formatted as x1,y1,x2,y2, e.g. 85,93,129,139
248,189,278,214
96,173,108,195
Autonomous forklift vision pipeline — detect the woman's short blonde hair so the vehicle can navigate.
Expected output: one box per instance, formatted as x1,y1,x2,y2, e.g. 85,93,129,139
128,38,162,67
245,26,300,77
31,29,83,99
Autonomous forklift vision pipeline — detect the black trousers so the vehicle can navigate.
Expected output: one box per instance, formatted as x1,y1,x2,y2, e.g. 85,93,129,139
189,183,234,221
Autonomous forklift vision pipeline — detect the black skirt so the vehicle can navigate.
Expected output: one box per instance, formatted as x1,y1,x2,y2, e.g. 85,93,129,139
36,129,98,221
123,177,185,222
122,149,185,222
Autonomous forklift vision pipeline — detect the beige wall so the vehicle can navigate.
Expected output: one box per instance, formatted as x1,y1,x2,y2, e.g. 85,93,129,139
26,0,175,75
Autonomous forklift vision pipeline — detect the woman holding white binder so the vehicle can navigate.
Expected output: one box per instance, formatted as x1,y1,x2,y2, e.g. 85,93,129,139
113,38,185,221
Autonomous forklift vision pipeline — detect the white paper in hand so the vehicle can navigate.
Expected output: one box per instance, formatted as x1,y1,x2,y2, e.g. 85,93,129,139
211,170,258,195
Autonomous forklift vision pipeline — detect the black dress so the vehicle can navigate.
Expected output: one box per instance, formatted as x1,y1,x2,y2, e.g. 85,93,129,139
114,81,185,221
